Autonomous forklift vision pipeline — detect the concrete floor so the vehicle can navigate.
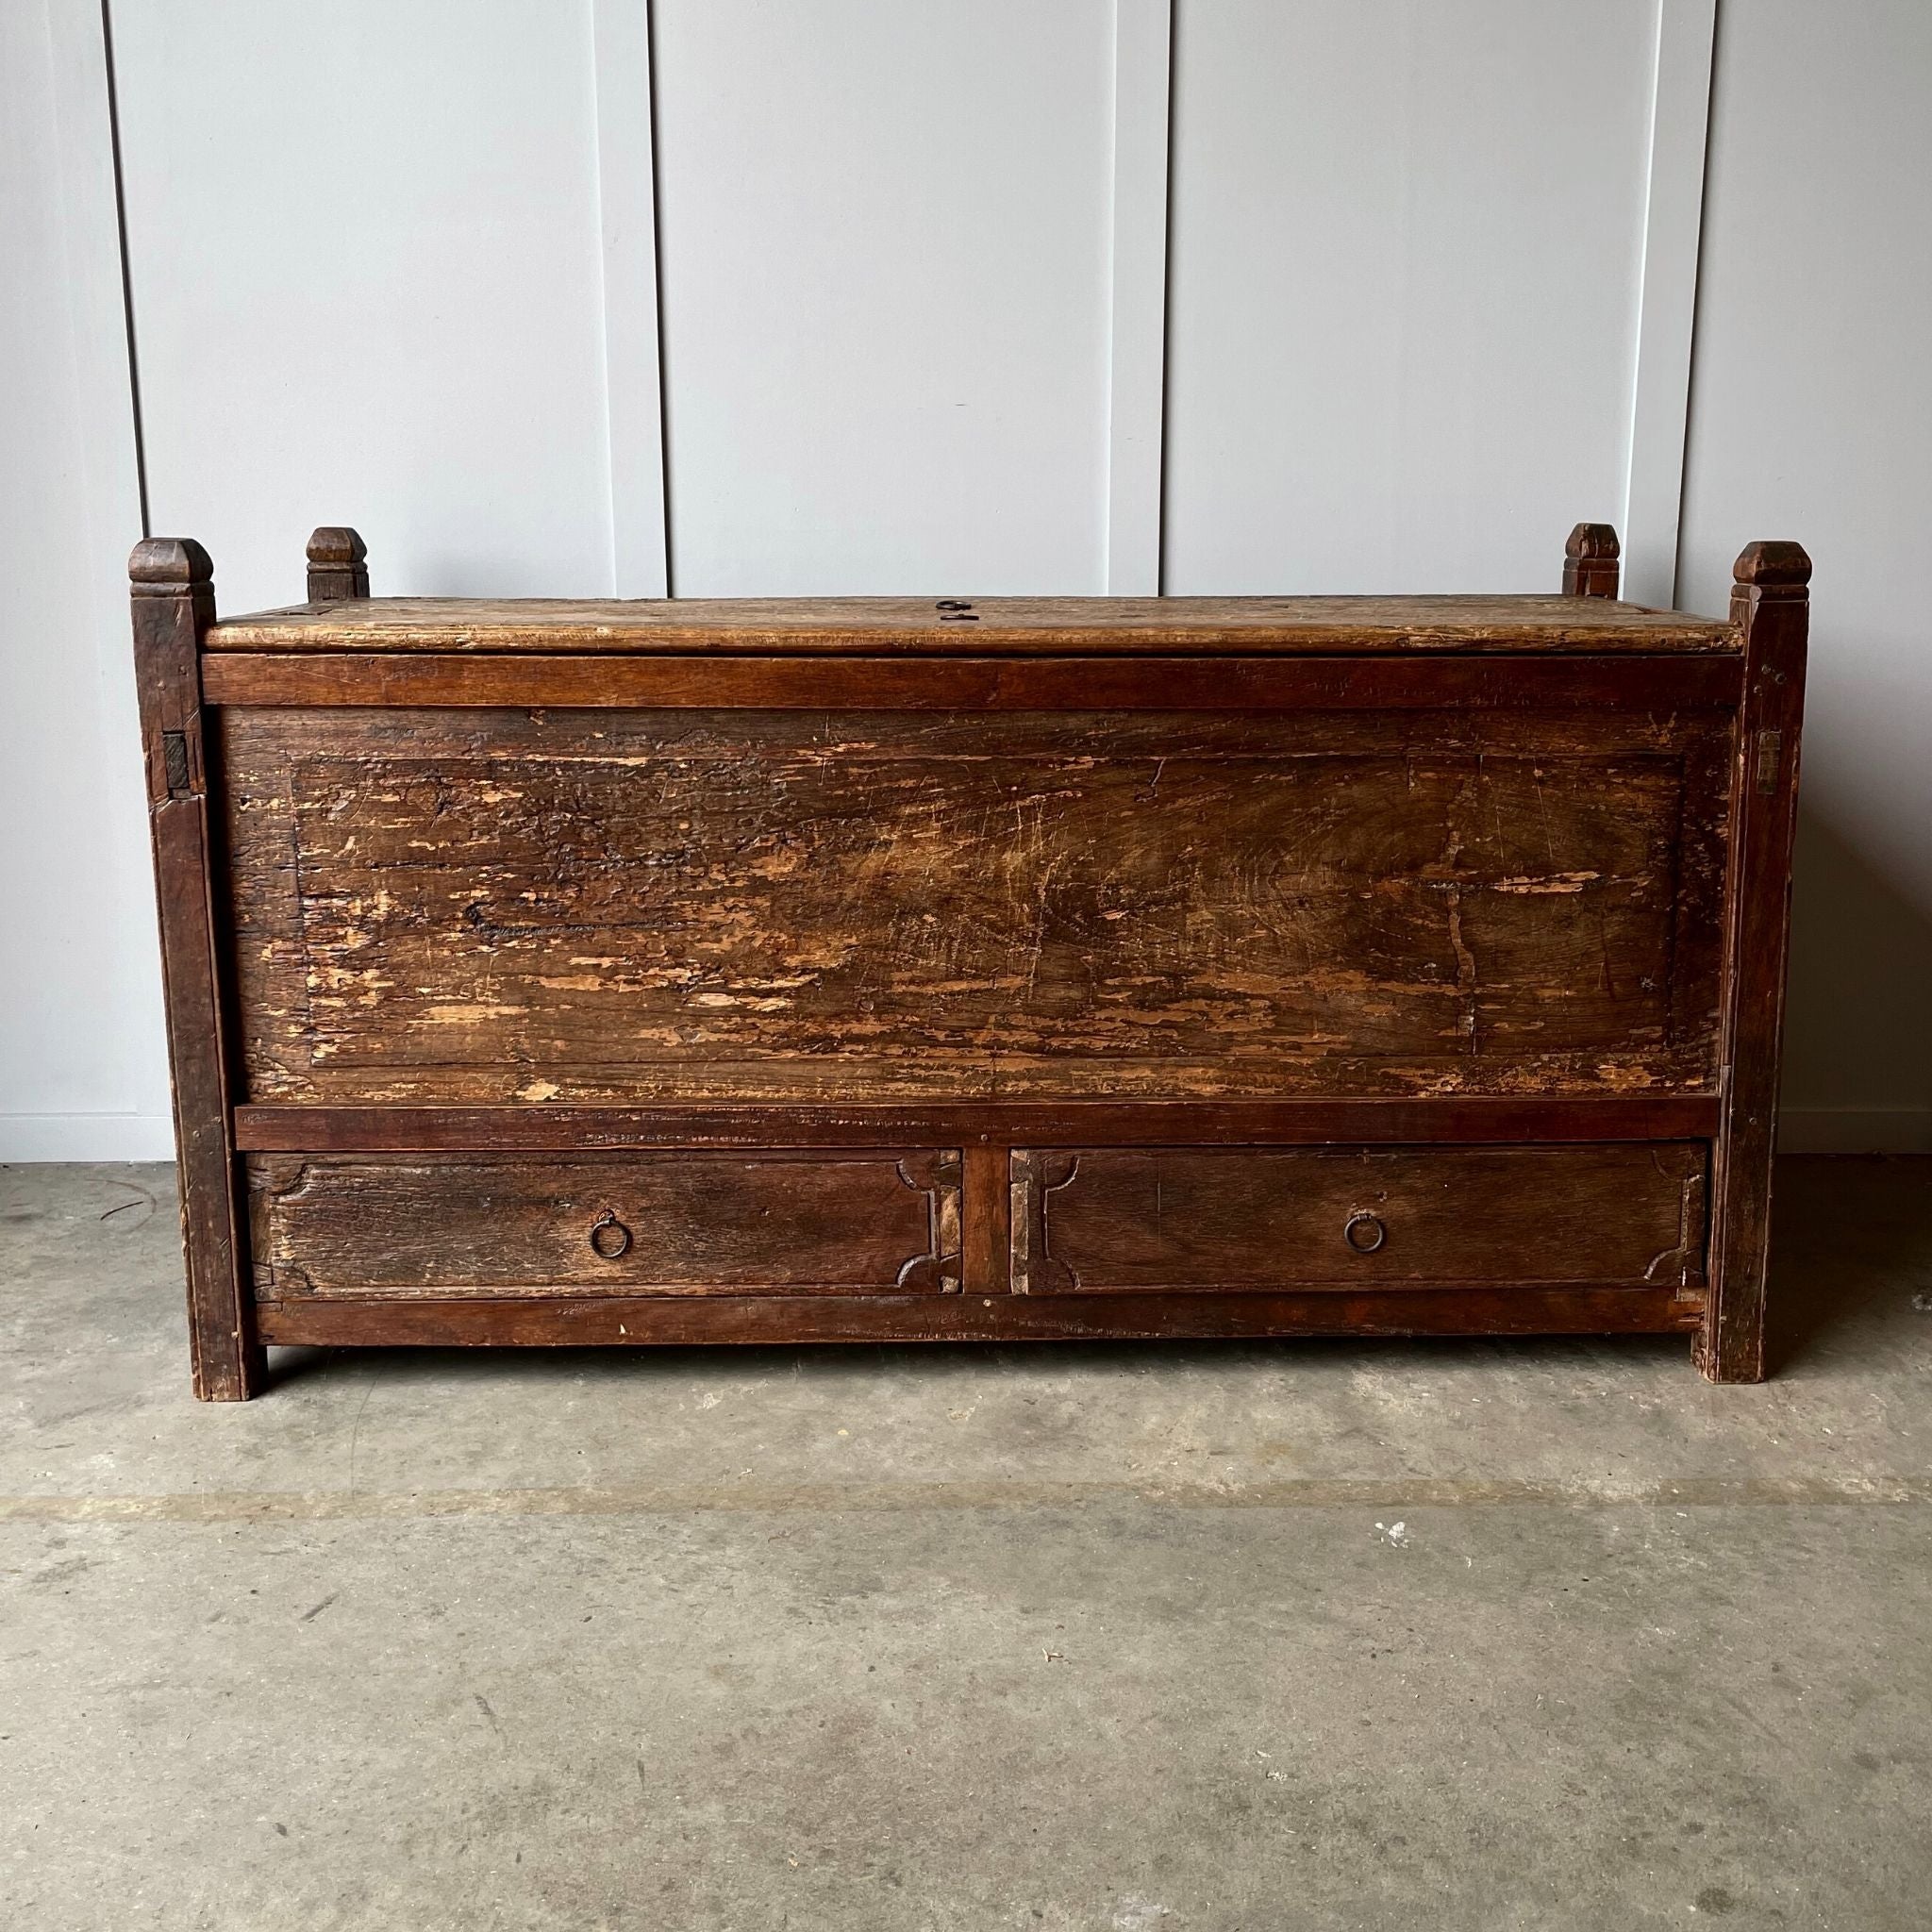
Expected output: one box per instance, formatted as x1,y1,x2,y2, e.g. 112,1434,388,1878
1,1158,1928,1930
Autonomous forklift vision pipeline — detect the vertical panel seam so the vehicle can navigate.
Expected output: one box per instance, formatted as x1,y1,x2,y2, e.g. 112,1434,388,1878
1104,0,1174,596
591,0,671,597
1624,0,1719,608
95,0,149,538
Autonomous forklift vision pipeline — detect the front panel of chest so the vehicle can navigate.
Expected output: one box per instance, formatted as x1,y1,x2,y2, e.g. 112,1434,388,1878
219,704,1733,1106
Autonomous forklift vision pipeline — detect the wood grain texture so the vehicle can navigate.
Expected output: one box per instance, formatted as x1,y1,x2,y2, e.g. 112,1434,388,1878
1009,1144,1708,1295
960,1144,1009,1297
218,706,1733,1107
128,539,262,1400
205,592,1739,655
1700,542,1810,1382
247,1151,961,1299
254,1286,1703,1349
230,1095,1724,1152
199,653,1744,711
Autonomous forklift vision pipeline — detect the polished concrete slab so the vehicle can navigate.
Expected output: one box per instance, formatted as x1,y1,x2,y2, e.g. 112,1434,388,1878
1,1157,1927,1929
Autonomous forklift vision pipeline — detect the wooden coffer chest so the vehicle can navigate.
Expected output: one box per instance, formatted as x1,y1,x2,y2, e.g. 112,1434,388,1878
129,523,1809,1398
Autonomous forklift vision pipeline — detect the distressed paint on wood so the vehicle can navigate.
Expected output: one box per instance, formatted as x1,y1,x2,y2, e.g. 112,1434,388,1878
247,1151,962,1298
218,706,1733,1107
1010,1143,1708,1295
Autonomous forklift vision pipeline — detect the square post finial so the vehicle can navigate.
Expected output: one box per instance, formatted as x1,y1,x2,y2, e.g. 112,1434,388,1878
1562,524,1621,599
307,526,369,602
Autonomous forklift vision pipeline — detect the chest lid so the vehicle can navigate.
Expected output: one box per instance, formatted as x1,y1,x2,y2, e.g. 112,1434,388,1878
205,592,1740,657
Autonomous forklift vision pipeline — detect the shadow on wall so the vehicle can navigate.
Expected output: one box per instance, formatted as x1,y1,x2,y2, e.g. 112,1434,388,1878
1780,809,1932,1151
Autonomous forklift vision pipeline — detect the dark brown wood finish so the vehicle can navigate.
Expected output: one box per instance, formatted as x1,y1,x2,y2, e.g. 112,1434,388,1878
1563,523,1622,599
306,526,370,602
254,1286,1703,1349
247,1151,961,1299
128,540,261,1400
1700,541,1811,1381
1008,1144,1707,1295
231,1095,1723,1152
199,651,1741,710
959,1145,1010,1297
132,518,1807,1391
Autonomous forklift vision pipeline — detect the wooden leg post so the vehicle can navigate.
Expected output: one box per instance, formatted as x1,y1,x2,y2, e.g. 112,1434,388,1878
1562,523,1621,598
130,539,262,1400
307,525,369,602
1700,540,1811,1382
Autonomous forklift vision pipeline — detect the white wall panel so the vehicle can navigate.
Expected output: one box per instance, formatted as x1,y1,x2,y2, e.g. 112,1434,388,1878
0,3,169,1158
651,0,1114,595
110,0,614,615
1679,0,1932,1148
1164,0,1657,594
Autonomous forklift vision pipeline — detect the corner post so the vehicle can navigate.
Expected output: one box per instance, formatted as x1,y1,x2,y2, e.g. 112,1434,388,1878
307,525,369,601
129,539,262,1400
1699,540,1811,1383
1562,523,1621,598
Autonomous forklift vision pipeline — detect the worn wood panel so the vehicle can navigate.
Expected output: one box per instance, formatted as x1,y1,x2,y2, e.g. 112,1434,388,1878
246,1151,961,1298
254,1285,1703,1348
204,592,1740,654
221,706,1732,1106
1011,1144,1708,1294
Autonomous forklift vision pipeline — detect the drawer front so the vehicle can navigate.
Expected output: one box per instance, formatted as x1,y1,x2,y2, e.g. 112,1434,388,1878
248,1152,960,1299
1009,1144,1707,1293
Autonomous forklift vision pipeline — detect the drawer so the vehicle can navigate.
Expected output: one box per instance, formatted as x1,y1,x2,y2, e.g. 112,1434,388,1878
247,1151,961,1298
1009,1144,1707,1293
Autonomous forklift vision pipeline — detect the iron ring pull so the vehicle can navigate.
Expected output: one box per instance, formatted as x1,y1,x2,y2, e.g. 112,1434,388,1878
588,1209,633,1260
1343,1210,1388,1255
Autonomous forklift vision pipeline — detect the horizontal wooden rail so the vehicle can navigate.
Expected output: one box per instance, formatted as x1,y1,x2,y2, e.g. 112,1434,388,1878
255,1286,1703,1349
200,653,1745,712
232,1096,1722,1153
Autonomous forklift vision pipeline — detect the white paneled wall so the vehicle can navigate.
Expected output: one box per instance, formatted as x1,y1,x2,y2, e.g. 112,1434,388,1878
1677,0,1932,1151
652,0,1115,594
0,3,167,1158
3,0,1928,1154
110,0,614,616
1167,0,1658,595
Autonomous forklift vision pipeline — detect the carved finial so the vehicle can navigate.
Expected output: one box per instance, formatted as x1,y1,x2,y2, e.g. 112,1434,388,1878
129,537,214,588
1566,523,1620,560
1733,541,1811,590
1562,523,1621,599
307,525,370,601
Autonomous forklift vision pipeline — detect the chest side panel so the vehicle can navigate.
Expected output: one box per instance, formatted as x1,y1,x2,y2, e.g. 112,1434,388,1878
220,704,1732,1104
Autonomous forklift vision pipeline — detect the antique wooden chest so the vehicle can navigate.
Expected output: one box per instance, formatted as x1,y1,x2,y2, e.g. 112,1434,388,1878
130,523,1808,1397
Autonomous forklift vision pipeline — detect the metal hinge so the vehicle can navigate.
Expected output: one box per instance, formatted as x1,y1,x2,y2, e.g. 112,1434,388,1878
1753,728,1784,796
